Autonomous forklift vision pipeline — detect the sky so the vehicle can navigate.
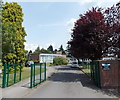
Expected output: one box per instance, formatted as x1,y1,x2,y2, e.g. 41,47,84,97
4,0,120,52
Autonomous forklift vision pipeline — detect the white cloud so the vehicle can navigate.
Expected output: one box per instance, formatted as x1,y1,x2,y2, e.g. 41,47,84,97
24,42,60,51
66,18,76,27
24,43,42,52
66,18,77,33
78,0,120,7
79,0,94,4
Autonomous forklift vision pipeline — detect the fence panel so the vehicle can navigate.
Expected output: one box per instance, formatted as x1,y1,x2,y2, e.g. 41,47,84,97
90,61,101,88
80,61,101,88
79,62,91,77
30,63,46,88
2,63,22,88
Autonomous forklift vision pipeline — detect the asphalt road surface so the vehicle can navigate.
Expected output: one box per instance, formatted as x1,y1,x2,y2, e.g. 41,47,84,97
23,66,116,98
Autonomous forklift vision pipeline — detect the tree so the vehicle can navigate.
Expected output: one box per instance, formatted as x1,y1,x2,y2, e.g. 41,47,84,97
0,1,2,60
40,48,51,54
27,50,32,60
68,4,120,60
68,7,106,60
2,2,27,64
104,2,120,56
29,50,32,54
54,49,57,54
59,45,66,55
47,45,53,53
53,57,68,65
33,46,41,54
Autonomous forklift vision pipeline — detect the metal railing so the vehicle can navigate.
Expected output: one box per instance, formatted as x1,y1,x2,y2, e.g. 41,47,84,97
79,61,101,88
2,63,22,88
30,63,46,88
90,61,101,88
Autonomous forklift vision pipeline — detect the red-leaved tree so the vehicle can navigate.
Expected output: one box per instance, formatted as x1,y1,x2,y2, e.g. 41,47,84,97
68,3,120,60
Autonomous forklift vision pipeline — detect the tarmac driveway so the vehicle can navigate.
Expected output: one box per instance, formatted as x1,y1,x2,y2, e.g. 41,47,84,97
23,66,117,98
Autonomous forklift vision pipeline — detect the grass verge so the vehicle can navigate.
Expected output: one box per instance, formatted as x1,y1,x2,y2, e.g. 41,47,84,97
79,65,91,77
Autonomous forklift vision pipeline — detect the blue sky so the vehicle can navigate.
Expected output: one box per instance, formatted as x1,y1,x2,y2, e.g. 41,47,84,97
4,0,120,51
20,2,81,51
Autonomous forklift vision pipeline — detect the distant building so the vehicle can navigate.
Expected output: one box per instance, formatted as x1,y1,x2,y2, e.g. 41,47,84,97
55,51,62,55
102,56,118,60
29,53,66,63
40,53,66,63
102,53,118,60
29,53,39,62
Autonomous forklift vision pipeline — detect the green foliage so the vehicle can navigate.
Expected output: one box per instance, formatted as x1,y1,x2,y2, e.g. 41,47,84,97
2,2,26,64
29,50,32,54
53,57,68,66
54,49,57,54
33,46,40,54
0,1,2,60
59,45,66,55
40,48,51,54
47,45,53,53
33,47,52,54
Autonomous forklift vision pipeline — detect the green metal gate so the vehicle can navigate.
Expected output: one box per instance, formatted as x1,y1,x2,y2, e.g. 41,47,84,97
30,63,46,88
90,61,101,88
2,62,46,88
2,63,22,88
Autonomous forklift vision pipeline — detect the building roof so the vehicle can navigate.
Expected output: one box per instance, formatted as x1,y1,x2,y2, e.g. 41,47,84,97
40,53,62,56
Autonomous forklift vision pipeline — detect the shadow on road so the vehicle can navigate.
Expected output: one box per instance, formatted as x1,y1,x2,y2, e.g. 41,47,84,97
49,66,97,90
48,66,120,97
57,66,80,71
48,72,96,89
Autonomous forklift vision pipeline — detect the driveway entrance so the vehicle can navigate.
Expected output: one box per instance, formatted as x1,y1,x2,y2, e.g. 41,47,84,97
24,66,116,98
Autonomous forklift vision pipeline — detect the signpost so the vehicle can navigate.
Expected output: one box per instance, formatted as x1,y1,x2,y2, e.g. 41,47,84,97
102,64,110,71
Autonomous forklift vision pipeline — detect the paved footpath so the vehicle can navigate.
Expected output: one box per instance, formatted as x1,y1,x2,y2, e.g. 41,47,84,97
2,66,119,98
2,66,56,98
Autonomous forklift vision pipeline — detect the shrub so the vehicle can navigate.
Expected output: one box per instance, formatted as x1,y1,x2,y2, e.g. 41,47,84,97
53,57,68,66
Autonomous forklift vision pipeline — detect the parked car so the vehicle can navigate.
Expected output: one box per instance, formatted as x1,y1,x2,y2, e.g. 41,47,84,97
26,60,34,67
71,61,79,68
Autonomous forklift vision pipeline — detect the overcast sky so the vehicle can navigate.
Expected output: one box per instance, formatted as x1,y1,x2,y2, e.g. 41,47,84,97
4,0,120,51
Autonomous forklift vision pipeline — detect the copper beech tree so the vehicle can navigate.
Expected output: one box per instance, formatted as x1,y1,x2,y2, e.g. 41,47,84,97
68,2,120,61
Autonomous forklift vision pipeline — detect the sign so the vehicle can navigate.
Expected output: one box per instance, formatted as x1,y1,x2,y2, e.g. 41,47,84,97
102,64,110,71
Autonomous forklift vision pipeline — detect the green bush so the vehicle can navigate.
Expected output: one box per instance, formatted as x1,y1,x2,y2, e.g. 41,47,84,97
52,57,68,66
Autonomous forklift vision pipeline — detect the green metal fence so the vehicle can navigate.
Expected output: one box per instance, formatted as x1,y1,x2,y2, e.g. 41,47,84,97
79,61,101,88
30,63,46,88
79,62,91,77
2,63,22,88
90,61,101,88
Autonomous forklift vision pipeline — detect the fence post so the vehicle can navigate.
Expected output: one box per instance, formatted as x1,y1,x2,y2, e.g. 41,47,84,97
33,64,35,86
44,63,46,81
90,62,93,78
7,64,10,87
14,64,16,83
2,64,7,88
40,63,41,82
97,61,101,88
19,63,22,81
30,64,33,88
